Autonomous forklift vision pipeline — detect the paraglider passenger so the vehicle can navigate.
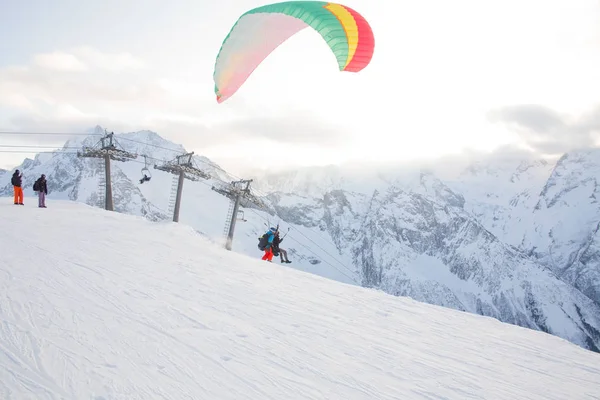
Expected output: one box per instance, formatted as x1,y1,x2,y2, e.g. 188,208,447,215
273,231,291,263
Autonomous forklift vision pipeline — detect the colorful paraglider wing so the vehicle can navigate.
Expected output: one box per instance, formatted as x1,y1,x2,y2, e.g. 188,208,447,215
213,1,375,103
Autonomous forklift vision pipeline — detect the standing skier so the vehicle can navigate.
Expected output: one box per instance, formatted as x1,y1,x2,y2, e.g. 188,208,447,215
33,174,48,208
11,170,23,205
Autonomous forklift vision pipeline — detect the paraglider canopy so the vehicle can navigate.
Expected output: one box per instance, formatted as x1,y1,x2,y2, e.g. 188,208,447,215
213,1,375,103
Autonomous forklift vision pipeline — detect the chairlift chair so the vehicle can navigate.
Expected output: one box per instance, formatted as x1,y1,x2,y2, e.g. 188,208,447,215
139,155,152,184
237,210,247,222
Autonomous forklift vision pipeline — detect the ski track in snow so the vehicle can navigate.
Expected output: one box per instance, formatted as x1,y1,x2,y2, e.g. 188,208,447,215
0,199,599,399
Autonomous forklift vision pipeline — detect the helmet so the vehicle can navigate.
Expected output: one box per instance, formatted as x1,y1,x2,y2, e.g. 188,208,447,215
270,227,277,232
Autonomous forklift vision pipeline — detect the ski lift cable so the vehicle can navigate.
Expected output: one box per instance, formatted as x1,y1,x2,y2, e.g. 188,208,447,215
116,136,187,155
282,231,358,284
0,131,183,155
0,150,79,154
190,180,350,276
195,174,344,266
244,185,345,253
191,175,342,253
285,223,357,279
253,218,356,284
0,147,163,165
245,207,358,284
0,135,347,256
114,137,238,181
0,131,102,136
110,135,127,150
252,213,358,285
193,173,323,245
220,181,345,252
0,144,83,149
0,131,185,157
0,133,299,211
2,131,304,199
0,144,340,243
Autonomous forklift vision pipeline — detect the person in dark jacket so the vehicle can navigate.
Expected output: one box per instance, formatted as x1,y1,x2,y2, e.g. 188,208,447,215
33,174,48,208
272,231,291,263
11,170,23,205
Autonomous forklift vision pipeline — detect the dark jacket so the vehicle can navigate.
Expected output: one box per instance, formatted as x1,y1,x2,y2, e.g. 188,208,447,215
272,235,283,252
11,171,22,187
35,177,48,194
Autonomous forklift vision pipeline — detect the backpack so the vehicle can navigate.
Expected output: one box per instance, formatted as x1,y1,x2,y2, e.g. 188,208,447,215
257,233,269,251
33,179,40,191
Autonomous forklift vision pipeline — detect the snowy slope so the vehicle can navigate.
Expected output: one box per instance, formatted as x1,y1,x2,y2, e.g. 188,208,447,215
1,199,599,399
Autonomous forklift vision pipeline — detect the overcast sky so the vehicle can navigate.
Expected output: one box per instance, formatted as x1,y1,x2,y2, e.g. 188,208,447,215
0,0,599,174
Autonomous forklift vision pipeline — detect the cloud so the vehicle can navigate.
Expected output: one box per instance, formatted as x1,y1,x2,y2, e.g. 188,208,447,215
7,111,134,136
72,46,147,71
490,105,566,133
487,104,600,154
216,114,346,146
0,45,319,171
0,64,166,108
0,47,214,140
32,47,146,72
577,107,600,134
33,52,88,72
141,112,347,150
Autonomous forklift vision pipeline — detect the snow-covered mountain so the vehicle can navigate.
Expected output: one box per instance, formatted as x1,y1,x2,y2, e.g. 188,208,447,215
442,151,600,310
2,200,599,399
446,158,555,247
266,173,600,351
2,126,600,353
520,150,600,307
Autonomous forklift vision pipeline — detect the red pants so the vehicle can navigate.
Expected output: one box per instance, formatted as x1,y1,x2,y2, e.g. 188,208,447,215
262,247,273,261
13,186,23,204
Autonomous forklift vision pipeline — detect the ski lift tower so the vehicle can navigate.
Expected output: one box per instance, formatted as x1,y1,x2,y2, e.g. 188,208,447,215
77,130,137,211
154,152,211,223
212,179,268,251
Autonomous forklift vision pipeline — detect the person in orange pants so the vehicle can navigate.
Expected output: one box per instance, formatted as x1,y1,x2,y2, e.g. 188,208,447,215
11,170,23,205
261,246,274,262
260,227,277,262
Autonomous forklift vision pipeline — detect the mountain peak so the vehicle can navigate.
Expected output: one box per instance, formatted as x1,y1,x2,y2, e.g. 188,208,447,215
86,125,106,135
121,129,163,142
